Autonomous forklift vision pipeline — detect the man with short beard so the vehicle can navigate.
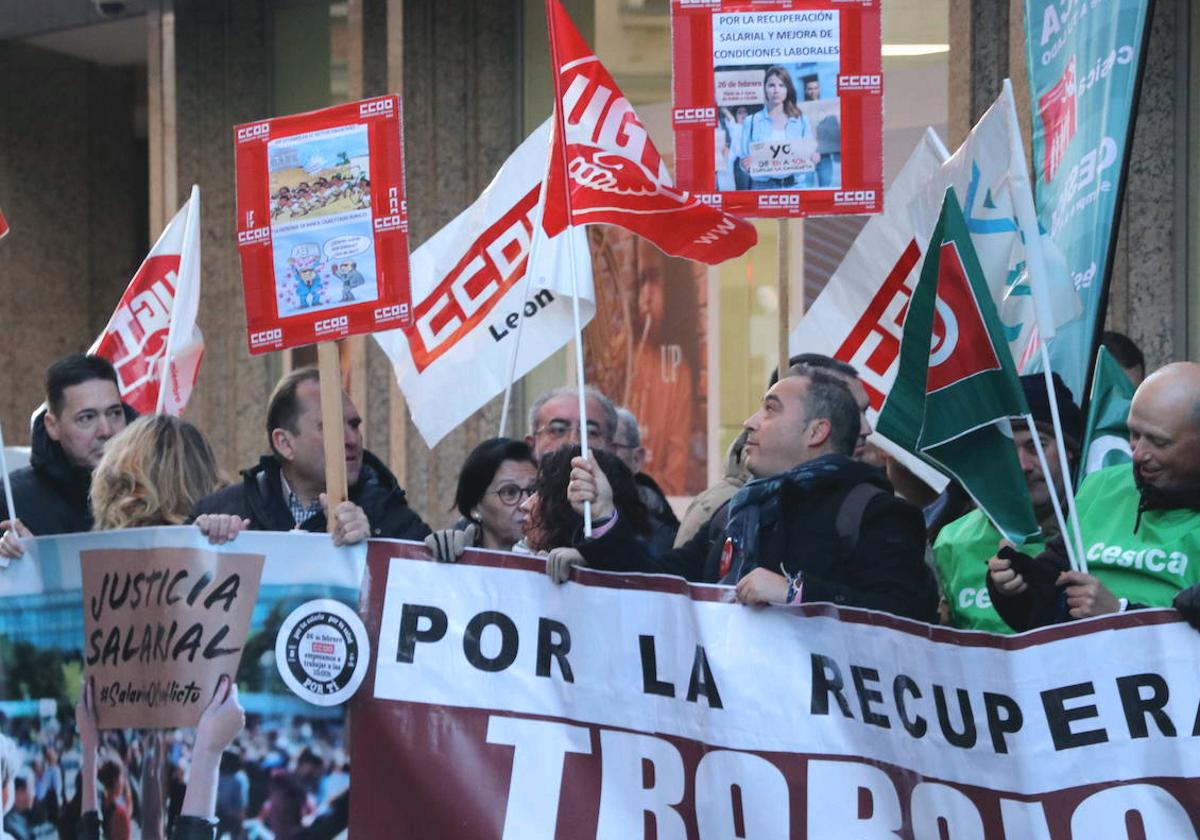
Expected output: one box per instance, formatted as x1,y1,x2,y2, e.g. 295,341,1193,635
987,362,1200,630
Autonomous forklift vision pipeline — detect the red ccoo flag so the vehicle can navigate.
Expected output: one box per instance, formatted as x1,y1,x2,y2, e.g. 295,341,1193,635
542,0,756,265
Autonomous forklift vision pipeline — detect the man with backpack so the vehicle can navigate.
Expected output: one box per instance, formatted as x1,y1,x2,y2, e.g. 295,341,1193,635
568,363,937,622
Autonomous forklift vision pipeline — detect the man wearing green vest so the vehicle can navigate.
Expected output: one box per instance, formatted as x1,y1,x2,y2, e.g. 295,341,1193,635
931,373,1082,632
988,362,1200,630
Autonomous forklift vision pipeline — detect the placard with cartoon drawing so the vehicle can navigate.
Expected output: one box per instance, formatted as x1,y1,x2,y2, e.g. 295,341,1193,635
235,96,412,353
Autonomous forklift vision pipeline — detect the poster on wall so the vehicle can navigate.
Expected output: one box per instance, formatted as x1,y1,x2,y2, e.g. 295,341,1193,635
584,228,707,496
234,95,413,354
671,0,883,218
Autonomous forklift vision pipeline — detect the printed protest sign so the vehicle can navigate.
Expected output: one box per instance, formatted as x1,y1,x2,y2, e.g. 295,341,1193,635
234,95,413,353
351,544,1200,838
671,1,882,217
81,546,263,728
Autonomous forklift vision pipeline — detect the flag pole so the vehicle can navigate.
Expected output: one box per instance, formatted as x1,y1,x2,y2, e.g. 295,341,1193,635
0,424,17,525
777,218,790,379
565,227,593,537
499,179,552,439
0,425,13,570
1038,346,1088,572
317,342,348,532
1022,414,1080,571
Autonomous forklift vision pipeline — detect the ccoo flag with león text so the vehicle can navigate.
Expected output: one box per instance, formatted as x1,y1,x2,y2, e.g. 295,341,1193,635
877,188,1039,545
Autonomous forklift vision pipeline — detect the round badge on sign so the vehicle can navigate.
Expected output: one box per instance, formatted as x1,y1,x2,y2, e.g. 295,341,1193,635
275,599,370,706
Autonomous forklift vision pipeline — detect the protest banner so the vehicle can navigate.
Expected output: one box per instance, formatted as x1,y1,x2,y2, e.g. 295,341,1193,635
372,119,595,449
671,0,882,218
80,546,263,729
350,545,1200,838
89,186,205,416
0,527,366,834
1024,0,1153,402
233,94,413,354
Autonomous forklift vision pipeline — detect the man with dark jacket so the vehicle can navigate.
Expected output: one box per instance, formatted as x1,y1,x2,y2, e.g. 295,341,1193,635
191,367,429,544
1,354,136,559
566,364,937,622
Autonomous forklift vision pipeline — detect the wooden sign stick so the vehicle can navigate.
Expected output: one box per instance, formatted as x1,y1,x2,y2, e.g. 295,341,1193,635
778,218,791,379
318,341,348,532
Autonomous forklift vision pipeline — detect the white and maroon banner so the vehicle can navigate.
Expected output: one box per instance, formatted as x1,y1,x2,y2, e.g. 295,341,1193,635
542,0,757,264
89,186,204,415
372,119,593,448
350,543,1200,838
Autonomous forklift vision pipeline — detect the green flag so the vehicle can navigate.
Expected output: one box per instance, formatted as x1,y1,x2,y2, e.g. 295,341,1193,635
877,187,1040,544
1077,345,1135,488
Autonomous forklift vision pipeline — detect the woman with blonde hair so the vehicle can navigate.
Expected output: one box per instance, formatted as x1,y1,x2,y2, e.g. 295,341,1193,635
90,414,227,532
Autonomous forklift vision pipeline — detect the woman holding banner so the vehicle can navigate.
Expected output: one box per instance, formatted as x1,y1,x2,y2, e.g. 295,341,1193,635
737,66,820,190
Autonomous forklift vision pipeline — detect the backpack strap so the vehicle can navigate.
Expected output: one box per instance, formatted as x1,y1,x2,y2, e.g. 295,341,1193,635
836,483,885,557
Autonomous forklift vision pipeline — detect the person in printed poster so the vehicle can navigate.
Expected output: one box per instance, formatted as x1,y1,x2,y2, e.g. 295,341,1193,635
988,362,1200,630
1,355,136,560
736,66,820,190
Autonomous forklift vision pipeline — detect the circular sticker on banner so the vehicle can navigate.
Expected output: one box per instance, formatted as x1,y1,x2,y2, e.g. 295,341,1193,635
275,599,370,707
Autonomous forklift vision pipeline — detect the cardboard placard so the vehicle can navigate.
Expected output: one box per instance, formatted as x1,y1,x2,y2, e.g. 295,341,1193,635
81,547,264,729
234,95,413,353
745,136,819,179
671,1,883,217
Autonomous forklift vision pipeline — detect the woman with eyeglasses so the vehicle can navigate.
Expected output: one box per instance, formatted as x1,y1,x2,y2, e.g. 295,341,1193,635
452,438,538,551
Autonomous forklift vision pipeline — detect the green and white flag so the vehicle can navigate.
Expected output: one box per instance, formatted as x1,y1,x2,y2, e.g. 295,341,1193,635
1078,345,1135,487
877,188,1040,544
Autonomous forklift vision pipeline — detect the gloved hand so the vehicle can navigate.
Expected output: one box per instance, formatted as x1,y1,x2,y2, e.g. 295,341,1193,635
545,547,585,584
997,544,1062,589
424,523,478,562
1173,584,1200,630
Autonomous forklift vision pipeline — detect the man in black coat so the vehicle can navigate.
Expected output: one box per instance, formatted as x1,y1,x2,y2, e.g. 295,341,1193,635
1,355,136,559
191,367,429,544
565,364,937,623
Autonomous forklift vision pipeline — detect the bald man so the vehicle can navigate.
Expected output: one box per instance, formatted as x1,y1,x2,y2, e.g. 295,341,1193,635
987,362,1200,630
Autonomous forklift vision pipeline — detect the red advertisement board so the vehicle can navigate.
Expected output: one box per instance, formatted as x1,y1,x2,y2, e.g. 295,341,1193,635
671,0,883,218
234,95,413,354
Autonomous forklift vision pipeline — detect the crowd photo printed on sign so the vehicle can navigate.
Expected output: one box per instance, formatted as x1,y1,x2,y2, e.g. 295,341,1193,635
234,95,413,353
671,0,883,217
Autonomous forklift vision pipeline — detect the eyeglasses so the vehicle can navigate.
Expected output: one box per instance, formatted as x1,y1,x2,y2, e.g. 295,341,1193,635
534,420,606,442
489,484,537,506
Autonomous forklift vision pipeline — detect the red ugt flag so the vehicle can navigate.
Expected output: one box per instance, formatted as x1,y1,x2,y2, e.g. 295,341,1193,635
542,0,756,265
